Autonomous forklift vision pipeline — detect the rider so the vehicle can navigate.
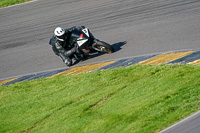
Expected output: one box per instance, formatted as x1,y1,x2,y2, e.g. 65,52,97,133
49,27,79,66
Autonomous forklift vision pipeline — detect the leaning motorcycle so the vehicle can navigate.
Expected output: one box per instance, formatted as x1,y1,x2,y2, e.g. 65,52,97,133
68,26,114,66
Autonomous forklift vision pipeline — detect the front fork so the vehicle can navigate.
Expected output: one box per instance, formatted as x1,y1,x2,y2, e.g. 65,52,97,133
92,39,102,52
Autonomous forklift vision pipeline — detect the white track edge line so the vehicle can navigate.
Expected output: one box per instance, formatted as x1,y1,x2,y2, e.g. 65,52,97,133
159,110,200,133
0,0,38,9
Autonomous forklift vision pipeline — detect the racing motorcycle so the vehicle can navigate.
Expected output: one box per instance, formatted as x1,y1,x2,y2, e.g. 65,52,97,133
68,26,114,65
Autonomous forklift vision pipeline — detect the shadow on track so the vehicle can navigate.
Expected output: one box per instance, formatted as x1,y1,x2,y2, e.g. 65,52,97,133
72,41,127,66
112,41,127,52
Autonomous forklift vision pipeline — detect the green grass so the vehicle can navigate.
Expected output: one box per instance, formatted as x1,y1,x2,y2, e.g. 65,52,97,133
0,0,31,8
0,64,200,133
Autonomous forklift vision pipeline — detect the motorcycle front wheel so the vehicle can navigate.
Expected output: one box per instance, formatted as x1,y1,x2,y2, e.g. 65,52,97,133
93,40,114,54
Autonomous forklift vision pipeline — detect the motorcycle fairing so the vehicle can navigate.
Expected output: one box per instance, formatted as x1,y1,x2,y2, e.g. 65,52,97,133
82,28,89,37
69,27,93,49
77,39,88,46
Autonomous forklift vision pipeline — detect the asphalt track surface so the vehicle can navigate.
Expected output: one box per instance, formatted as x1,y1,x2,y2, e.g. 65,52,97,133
1,0,200,80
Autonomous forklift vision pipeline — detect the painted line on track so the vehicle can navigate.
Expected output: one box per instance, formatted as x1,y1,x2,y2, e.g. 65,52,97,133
0,78,18,86
139,51,195,65
160,110,200,133
0,0,38,9
190,59,200,65
168,51,200,64
50,61,116,78
1,50,200,86
97,54,158,70
1,69,67,86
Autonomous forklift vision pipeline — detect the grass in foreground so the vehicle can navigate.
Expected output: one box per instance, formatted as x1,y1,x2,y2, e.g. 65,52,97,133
0,0,31,8
0,64,200,133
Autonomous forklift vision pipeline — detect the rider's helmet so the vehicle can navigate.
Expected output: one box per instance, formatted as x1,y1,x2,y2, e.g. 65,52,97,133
54,27,68,41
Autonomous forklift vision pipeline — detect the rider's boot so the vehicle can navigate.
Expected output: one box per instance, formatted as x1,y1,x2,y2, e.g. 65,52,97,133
58,53,72,66
64,58,72,66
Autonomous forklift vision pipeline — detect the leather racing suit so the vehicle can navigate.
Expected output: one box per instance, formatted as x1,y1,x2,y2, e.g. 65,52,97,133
49,27,77,66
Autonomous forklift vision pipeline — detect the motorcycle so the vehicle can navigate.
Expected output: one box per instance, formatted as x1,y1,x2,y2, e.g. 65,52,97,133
67,26,114,66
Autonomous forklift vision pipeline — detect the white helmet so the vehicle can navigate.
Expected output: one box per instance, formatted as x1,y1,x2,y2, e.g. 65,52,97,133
54,27,66,41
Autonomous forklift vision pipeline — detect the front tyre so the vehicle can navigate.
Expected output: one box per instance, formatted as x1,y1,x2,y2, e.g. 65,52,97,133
94,40,114,54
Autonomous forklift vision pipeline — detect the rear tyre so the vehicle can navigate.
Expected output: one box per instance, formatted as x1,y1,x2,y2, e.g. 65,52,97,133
94,41,114,54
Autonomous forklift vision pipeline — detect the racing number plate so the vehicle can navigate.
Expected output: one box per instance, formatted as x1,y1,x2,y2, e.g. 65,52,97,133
77,28,90,46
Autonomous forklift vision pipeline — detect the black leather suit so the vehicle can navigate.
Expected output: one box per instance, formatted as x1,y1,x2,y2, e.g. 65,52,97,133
49,27,77,66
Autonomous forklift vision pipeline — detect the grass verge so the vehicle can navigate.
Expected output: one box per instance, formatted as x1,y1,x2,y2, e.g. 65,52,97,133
0,64,200,133
0,0,31,8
